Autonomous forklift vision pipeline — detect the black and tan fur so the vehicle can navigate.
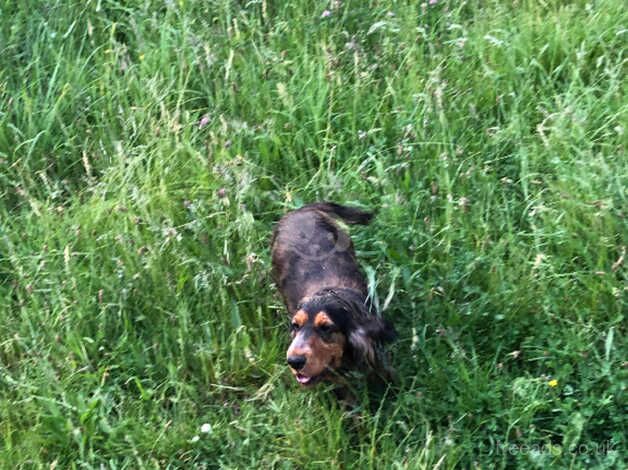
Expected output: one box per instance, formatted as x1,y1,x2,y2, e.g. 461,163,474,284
271,202,396,387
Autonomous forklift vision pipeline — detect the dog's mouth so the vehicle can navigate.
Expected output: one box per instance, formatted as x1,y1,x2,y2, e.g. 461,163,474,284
294,372,323,386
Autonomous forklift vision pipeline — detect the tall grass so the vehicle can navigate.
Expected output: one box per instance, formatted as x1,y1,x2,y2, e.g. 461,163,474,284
0,0,625,468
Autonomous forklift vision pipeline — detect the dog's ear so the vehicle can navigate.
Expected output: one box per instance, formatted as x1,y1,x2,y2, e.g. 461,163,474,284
348,316,396,369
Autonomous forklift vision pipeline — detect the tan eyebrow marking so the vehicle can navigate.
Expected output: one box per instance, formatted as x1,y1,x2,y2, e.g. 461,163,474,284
292,310,308,326
314,311,334,328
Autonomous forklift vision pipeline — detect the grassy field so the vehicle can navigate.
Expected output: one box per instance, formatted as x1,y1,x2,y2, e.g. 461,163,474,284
0,0,626,467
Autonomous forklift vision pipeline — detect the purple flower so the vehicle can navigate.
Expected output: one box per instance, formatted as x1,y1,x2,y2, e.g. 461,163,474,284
198,114,210,129
321,9,332,18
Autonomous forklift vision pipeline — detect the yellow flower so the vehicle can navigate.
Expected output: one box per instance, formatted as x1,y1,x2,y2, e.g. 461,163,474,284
548,379,558,387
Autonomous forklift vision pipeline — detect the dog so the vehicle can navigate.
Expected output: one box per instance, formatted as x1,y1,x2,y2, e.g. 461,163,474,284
271,202,396,387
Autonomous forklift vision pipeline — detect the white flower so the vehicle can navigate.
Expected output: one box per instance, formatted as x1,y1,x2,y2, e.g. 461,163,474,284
200,423,212,434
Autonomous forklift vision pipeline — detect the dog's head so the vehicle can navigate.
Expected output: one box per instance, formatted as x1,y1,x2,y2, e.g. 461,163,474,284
286,289,396,386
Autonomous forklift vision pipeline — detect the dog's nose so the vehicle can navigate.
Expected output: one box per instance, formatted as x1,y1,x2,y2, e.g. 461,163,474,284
287,355,306,370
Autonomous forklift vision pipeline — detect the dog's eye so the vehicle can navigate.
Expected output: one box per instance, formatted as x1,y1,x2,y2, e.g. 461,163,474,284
317,324,334,335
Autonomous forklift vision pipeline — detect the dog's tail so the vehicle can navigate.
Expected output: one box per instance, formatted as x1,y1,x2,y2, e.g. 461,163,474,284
303,202,374,225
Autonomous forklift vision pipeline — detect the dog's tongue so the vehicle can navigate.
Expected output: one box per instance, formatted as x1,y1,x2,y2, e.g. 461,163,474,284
296,374,312,384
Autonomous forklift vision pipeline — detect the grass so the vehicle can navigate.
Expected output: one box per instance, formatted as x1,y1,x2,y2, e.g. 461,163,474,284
0,0,626,467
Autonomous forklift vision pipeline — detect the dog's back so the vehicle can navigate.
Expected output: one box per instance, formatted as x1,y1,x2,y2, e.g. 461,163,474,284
271,202,373,314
